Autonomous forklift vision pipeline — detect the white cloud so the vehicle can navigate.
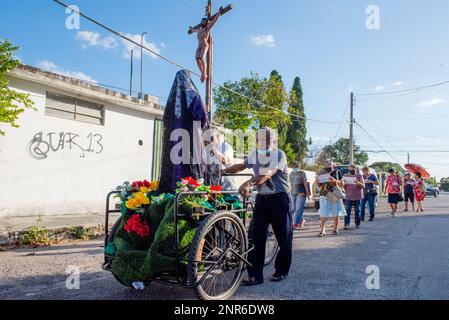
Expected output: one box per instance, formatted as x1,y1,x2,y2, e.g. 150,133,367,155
393,81,403,86
37,60,97,83
418,98,446,108
249,34,276,48
75,30,163,60
375,85,384,91
76,31,118,49
414,135,428,141
120,33,162,60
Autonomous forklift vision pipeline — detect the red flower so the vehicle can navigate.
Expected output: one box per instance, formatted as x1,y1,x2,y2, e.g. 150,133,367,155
124,214,150,238
131,180,146,190
210,185,222,192
184,176,200,188
143,180,151,188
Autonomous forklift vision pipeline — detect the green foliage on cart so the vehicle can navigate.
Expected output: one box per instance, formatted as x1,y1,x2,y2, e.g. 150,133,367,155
107,177,235,286
111,195,198,286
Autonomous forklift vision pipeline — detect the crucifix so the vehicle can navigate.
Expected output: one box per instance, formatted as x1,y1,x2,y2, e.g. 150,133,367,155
188,0,233,119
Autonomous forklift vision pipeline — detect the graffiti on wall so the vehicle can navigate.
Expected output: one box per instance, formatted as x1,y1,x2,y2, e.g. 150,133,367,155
28,132,103,160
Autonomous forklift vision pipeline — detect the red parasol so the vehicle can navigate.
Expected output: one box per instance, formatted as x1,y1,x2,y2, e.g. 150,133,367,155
404,163,430,179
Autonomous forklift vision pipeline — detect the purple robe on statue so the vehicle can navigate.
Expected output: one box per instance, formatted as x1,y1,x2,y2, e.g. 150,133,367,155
158,70,209,194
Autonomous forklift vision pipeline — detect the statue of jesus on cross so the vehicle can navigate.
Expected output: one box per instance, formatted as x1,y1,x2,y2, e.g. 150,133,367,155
189,6,225,83
188,3,233,82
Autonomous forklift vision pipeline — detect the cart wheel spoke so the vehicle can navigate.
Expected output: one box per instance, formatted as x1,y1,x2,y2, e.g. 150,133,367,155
188,212,247,300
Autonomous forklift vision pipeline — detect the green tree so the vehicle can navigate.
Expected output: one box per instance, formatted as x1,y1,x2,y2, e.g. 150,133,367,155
213,71,294,160
427,177,437,187
440,178,449,192
214,71,290,130
0,39,35,136
370,161,405,174
267,70,296,162
213,72,265,130
287,77,308,163
317,138,369,165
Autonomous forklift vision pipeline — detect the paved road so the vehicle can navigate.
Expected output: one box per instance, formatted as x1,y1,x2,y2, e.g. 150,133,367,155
1,194,449,300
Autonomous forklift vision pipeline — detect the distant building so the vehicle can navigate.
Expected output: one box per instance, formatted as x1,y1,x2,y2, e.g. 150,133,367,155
0,65,164,217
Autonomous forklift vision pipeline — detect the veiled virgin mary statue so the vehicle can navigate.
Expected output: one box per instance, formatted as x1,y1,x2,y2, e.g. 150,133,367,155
158,70,211,194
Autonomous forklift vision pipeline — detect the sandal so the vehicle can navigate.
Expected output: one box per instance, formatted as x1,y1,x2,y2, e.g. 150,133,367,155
242,277,264,286
332,231,339,235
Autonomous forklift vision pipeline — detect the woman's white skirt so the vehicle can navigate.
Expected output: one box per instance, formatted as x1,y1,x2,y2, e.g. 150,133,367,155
319,196,346,218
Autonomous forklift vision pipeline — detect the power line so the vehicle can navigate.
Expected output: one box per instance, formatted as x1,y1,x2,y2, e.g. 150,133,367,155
356,90,423,101
53,0,339,124
20,70,169,102
363,150,449,153
65,77,168,101
334,97,350,139
356,80,449,96
355,120,401,163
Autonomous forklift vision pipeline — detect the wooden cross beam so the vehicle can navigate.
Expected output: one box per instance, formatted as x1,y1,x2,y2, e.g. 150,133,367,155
187,4,233,35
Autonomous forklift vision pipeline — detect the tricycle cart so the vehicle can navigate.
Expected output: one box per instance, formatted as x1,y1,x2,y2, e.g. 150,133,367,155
102,176,279,300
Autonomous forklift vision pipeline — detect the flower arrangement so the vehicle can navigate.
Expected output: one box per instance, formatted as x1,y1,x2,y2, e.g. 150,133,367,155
175,177,224,216
115,179,160,239
176,177,222,197
116,180,159,212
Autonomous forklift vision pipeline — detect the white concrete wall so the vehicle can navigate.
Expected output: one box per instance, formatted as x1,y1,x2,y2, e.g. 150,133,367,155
0,78,158,217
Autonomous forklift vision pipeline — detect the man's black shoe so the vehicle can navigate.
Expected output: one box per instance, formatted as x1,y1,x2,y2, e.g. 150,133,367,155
242,277,264,286
270,274,288,282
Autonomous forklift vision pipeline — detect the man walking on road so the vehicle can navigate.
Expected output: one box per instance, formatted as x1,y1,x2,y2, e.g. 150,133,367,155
222,127,292,286
361,166,379,221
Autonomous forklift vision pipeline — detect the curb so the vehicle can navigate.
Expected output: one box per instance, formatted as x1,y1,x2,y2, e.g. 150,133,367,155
0,222,116,247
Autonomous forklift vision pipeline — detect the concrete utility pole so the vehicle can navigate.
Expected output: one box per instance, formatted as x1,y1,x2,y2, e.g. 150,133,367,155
349,92,355,165
139,32,147,99
130,49,134,96
407,152,410,164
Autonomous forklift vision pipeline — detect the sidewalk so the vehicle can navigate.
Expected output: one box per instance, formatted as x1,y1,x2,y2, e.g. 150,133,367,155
0,212,121,245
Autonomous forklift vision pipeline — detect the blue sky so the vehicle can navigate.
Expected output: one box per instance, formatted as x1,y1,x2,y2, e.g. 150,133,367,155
2,0,449,178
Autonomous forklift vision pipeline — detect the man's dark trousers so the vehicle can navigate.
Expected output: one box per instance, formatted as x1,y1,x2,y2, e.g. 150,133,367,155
247,192,292,280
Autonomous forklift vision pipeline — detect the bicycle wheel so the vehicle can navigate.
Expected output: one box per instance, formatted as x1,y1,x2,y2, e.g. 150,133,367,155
188,212,248,300
248,221,279,266
264,225,279,266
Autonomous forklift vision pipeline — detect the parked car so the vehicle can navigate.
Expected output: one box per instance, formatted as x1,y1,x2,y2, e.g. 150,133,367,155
312,165,379,210
425,184,440,197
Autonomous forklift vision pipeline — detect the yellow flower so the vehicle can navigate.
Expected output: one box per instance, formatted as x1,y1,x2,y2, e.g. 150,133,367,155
126,199,135,209
134,200,142,208
125,190,151,211
140,187,150,193
135,192,150,206
149,181,159,191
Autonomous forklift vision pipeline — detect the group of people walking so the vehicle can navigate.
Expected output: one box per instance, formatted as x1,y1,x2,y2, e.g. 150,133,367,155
309,161,374,236
288,160,380,236
385,169,426,215
288,160,427,237
222,126,428,286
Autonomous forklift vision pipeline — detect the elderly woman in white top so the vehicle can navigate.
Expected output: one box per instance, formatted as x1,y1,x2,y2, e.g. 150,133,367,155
314,160,346,236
